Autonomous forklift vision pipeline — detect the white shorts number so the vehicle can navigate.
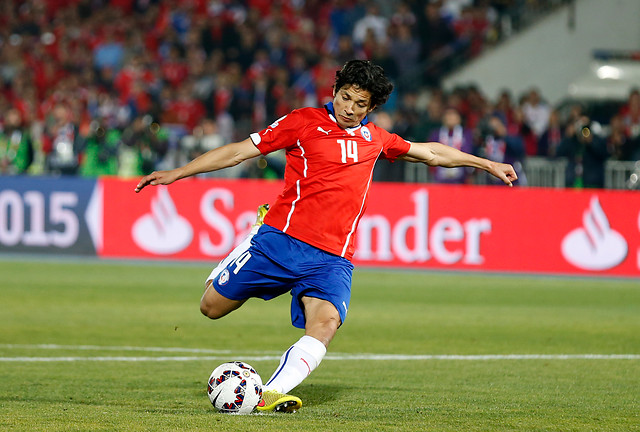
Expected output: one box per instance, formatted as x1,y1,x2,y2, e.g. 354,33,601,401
232,251,252,274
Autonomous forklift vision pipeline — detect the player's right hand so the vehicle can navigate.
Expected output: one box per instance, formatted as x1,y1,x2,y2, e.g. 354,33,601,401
135,170,181,193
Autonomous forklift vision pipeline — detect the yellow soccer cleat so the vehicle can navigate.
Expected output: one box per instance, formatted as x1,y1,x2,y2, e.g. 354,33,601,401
256,389,302,413
253,203,270,227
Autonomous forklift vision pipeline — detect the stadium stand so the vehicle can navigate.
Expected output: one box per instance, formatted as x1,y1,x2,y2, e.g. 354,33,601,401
0,0,637,188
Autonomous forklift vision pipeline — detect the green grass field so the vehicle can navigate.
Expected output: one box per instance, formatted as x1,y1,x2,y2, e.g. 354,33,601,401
1,259,638,431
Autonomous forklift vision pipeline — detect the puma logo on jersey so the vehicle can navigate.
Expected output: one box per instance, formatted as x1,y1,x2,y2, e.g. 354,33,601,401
317,126,332,135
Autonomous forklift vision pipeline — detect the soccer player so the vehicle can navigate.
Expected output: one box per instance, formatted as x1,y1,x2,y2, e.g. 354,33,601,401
135,60,517,412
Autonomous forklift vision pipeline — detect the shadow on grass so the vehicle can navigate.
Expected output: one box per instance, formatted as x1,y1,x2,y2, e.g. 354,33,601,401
294,383,349,408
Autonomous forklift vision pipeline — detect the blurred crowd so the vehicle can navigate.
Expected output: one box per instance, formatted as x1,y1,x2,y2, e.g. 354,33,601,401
373,86,640,188
2,0,636,189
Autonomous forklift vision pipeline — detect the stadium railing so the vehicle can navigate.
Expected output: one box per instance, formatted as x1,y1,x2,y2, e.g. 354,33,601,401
403,157,640,189
605,160,640,190
524,156,568,188
402,156,571,188
403,162,430,184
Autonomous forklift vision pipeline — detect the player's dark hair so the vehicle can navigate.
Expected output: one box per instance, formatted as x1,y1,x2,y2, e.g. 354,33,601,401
334,60,393,109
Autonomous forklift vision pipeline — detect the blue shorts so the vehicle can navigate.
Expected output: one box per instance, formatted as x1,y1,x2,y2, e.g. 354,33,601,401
206,224,354,329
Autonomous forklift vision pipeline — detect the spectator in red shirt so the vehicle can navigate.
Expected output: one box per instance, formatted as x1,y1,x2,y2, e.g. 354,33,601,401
312,54,341,106
162,82,206,130
161,45,190,88
114,56,155,104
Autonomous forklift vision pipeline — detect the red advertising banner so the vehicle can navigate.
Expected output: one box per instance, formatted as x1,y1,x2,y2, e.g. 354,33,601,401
101,177,640,277
101,177,283,260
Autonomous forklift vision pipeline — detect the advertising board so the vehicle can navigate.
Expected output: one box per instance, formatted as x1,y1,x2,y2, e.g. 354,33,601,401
100,178,640,277
2,176,636,276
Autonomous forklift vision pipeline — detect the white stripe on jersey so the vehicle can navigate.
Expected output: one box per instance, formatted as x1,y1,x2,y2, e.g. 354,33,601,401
283,180,300,233
300,140,308,177
283,140,307,233
341,148,383,257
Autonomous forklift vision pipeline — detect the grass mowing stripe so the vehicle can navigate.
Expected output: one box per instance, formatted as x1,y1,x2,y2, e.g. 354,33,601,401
2,354,639,362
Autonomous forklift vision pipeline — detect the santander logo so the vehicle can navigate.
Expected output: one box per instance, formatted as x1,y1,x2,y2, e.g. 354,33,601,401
561,196,628,271
132,186,193,254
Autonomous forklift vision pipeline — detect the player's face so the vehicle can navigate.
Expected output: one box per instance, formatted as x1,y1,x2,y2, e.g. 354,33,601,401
332,85,375,129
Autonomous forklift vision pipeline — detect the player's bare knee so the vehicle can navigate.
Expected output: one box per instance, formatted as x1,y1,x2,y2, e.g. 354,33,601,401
199,299,223,320
199,301,214,319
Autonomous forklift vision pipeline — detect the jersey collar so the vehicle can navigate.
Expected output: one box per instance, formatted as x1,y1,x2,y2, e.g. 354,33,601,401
324,102,370,130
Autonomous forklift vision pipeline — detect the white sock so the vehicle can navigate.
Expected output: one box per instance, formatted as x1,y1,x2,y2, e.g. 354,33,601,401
264,335,327,394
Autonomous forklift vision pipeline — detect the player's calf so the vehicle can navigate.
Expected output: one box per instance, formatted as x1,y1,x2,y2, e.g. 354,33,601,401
301,296,341,346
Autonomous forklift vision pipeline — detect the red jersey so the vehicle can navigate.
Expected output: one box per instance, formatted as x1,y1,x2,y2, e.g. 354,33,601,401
251,103,411,260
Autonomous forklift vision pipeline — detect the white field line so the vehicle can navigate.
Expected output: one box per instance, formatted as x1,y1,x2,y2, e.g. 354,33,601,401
0,356,283,362
0,344,639,362
0,343,237,354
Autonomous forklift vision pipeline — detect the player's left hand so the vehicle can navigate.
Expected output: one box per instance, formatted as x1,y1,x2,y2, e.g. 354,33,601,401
488,162,518,187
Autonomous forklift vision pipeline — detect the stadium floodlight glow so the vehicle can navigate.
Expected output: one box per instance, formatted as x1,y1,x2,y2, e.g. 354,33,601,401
596,65,622,80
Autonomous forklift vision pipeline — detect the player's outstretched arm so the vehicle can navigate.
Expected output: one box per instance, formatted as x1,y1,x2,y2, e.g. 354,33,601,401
135,138,261,193
400,141,518,186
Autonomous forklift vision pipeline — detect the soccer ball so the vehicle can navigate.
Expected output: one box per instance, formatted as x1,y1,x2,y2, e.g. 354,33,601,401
207,361,263,414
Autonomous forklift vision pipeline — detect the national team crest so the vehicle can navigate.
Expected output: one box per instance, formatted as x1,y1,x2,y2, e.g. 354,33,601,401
218,269,230,285
361,126,372,141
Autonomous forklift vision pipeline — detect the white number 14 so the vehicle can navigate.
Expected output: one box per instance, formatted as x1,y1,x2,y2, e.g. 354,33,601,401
338,139,358,163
